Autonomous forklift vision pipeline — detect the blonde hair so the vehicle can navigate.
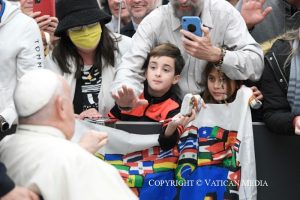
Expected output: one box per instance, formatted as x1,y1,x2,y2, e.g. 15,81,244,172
280,28,300,68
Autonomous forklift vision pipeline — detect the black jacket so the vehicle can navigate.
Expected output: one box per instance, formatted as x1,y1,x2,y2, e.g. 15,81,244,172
261,39,295,135
0,162,15,197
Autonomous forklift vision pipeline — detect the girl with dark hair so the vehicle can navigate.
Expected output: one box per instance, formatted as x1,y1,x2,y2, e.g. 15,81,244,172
201,63,262,108
45,0,131,119
201,63,243,104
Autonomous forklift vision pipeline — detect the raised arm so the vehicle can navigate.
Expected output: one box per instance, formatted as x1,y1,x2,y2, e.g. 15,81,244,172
239,0,272,30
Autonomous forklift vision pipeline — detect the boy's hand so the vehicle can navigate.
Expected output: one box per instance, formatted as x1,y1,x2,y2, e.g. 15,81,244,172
173,109,196,127
79,108,102,120
111,85,148,109
164,109,197,137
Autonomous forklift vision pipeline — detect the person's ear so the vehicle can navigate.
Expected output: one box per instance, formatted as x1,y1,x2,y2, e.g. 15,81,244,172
172,75,180,84
55,96,66,120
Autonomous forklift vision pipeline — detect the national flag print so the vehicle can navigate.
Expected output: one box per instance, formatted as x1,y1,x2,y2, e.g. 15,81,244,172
180,126,198,138
94,152,104,160
128,161,154,175
178,137,198,151
127,175,143,187
123,151,143,163
225,131,238,148
142,146,160,161
212,149,232,160
199,144,210,152
227,169,241,187
198,127,213,138
114,164,130,178
179,148,197,160
198,152,221,166
175,163,196,182
223,149,238,169
158,147,178,159
153,157,178,172
233,138,241,152
206,142,225,153
210,126,225,139
104,154,123,165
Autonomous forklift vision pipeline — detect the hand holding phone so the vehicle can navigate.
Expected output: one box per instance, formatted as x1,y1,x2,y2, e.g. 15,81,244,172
33,0,56,17
181,16,202,37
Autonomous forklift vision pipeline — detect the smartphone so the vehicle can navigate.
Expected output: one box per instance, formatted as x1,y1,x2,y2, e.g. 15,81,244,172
181,16,202,37
33,0,56,17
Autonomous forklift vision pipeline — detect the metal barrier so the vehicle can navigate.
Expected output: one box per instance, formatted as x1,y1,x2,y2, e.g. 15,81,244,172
252,122,300,200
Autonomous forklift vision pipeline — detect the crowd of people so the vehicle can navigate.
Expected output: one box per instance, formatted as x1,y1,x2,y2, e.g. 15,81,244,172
0,0,299,199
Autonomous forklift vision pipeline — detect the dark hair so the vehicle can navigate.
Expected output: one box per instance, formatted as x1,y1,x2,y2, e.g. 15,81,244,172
51,24,118,78
142,43,185,75
201,62,242,104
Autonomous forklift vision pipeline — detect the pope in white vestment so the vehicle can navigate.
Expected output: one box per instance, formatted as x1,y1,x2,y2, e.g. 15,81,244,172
0,69,137,200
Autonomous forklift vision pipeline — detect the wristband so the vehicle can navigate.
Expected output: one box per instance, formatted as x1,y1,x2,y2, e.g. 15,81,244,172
215,47,226,67
118,105,132,111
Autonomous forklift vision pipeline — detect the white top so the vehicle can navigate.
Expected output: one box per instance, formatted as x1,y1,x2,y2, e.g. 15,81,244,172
0,125,137,200
0,0,44,125
111,0,264,98
45,33,132,116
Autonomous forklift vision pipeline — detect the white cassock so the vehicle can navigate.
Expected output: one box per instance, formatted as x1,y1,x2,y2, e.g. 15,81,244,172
0,125,137,200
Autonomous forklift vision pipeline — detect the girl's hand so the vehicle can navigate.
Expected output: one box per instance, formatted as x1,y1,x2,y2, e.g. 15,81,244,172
251,86,263,101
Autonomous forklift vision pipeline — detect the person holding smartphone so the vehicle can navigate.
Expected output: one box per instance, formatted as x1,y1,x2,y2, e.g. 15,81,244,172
17,0,59,55
111,0,264,116
0,0,43,199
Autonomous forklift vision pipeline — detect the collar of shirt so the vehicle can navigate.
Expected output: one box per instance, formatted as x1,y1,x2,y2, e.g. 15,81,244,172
170,1,213,32
17,124,67,139
132,20,138,31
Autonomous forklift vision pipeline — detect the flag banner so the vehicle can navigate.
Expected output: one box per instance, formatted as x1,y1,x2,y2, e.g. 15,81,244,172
73,86,256,200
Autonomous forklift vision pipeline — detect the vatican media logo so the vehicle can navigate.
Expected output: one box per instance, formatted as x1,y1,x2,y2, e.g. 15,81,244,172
148,179,269,187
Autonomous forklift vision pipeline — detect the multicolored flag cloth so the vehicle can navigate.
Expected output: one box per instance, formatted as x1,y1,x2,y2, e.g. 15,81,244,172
73,86,256,200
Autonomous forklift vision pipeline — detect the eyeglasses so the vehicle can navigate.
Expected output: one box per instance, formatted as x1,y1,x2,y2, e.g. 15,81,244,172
68,22,99,32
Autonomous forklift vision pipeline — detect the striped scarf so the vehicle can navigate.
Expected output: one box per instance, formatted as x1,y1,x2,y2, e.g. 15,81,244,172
287,40,300,115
